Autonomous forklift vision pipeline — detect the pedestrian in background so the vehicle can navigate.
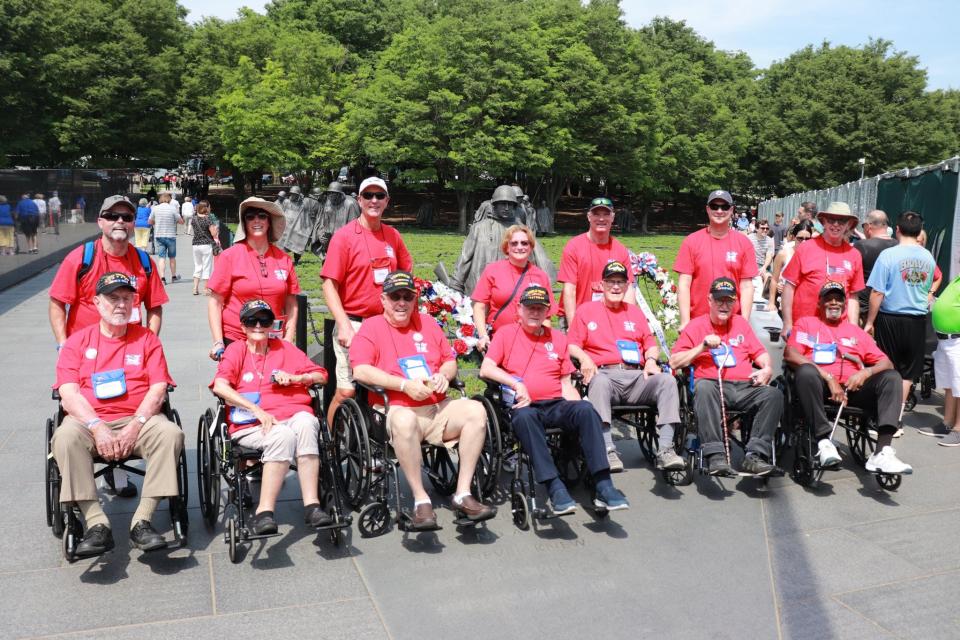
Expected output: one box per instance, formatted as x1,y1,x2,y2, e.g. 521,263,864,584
134,198,152,250
148,192,183,283
0,196,14,255
190,200,219,295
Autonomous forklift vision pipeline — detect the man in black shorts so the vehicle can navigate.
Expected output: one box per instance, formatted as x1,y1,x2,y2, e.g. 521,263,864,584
854,210,897,321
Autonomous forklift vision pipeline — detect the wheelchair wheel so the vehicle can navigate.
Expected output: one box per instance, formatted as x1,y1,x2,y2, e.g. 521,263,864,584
876,473,902,491
227,517,239,564
510,485,530,531
197,409,221,527
358,502,391,538
45,417,65,536
904,386,917,412
636,420,658,466
334,399,372,511
62,511,82,563
424,446,458,496
920,371,933,399
846,419,873,467
172,448,189,536
472,394,503,499
791,434,817,488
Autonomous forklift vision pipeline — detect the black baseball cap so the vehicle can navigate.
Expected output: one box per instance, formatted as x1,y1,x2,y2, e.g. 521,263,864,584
382,271,416,294
96,272,136,295
519,285,550,306
709,277,737,300
239,299,275,322
819,281,847,299
602,260,629,280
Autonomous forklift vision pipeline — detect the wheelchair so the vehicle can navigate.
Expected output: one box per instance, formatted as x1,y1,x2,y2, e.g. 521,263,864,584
44,386,189,562
196,386,351,563
781,367,903,491
332,379,501,537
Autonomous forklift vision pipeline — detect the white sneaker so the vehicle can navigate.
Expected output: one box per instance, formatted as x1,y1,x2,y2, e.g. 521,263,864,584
817,439,841,468
865,446,913,475
893,427,904,438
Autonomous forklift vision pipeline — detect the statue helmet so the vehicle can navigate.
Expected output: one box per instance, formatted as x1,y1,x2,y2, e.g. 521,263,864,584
326,181,346,194
512,186,524,199
277,190,287,198
310,187,323,197
289,186,302,195
491,185,518,204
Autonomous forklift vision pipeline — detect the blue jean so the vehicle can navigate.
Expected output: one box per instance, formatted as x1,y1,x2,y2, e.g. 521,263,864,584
510,399,609,484
156,236,177,258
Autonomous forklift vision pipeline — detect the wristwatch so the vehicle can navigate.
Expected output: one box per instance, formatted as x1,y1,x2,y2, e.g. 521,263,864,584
134,415,147,425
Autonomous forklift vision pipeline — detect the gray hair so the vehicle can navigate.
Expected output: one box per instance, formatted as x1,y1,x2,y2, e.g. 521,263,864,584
864,209,888,226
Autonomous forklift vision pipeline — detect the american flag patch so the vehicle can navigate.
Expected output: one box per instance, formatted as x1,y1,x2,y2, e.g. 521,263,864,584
796,331,814,347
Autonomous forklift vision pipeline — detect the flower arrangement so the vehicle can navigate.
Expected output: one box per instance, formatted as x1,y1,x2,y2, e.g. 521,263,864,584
630,251,680,329
414,277,480,358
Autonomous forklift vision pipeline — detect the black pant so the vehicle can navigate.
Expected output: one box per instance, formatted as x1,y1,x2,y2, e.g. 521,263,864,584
792,363,902,437
510,399,608,484
693,379,782,458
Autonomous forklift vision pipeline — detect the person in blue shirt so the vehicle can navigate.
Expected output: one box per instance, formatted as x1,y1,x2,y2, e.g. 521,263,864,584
0,195,14,255
134,198,152,250
864,211,936,408
16,193,40,253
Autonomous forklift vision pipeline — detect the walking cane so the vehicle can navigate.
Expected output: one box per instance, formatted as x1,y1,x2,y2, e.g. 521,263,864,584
830,353,863,439
716,343,732,465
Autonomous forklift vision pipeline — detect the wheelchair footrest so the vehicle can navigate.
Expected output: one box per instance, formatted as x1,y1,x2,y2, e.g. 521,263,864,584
315,519,352,532
398,511,441,532
235,529,282,542
532,508,573,521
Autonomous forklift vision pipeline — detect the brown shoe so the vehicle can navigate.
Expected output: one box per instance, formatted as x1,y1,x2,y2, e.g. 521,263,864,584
410,503,438,530
454,494,497,522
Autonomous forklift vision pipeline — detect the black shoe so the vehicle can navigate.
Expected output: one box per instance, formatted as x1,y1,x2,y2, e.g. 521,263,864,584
130,520,166,551
161,277,167,284
76,524,115,558
251,511,278,535
304,503,334,528
104,473,138,498
742,452,775,476
707,454,734,477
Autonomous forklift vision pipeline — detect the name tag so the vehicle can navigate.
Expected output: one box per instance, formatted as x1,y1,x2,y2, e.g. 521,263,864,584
591,282,603,302
710,346,736,368
813,343,837,365
269,318,284,339
398,355,431,380
501,376,522,407
92,368,127,399
616,340,641,364
230,392,261,425
372,257,391,285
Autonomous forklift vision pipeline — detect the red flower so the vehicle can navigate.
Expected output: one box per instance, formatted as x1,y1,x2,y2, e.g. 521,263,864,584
670,284,677,293
427,301,442,315
453,339,469,355
460,324,475,337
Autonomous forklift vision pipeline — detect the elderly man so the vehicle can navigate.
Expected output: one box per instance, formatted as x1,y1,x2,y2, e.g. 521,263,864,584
567,261,684,472
148,192,183,283
864,211,936,408
52,273,184,557
322,177,413,426
785,282,911,473
481,284,629,514
780,202,864,340
350,271,496,530
675,191,758,329
670,277,781,477
558,196,635,324
854,210,897,320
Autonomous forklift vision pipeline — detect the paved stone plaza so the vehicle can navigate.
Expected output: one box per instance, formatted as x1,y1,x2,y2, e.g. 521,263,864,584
0,234,957,640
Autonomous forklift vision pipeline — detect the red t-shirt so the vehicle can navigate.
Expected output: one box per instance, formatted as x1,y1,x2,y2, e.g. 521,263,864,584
349,313,454,408
787,316,888,385
673,314,766,382
781,236,864,322
471,259,556,331
567,301,657,366
212,339,325,435
486,324,574,402
207,242,301,342
557,233,634,307
321,220,412,318
49,241,169,336
54,324,174,420
673,228,759,319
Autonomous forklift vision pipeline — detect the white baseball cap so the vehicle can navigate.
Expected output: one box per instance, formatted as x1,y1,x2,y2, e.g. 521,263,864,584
358,177,389,195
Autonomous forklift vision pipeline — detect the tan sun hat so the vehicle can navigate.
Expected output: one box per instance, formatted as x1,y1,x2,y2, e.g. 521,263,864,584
234,197,285,243
816,201,858,227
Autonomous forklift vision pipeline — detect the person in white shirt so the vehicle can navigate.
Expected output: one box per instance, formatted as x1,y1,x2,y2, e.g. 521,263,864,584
181,197,194,236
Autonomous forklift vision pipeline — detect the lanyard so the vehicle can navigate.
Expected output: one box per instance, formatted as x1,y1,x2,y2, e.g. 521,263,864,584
240,343,270,392
508,326,545,380
92,328,129,373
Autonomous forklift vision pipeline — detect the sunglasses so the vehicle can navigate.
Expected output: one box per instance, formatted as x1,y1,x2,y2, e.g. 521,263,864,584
241,315,274,328
101,212,134,222
387,291,416,302
360,191,388,201
795,235,811,242
590,197,613,208
509,240,530,247
244,211,269,221
708,203,732,211
821,217,848,226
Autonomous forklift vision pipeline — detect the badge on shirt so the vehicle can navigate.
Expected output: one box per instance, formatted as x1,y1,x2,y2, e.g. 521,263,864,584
125,354,142,366
796,331,814,347
623,321,635,332
587,321,597,331
726,251,738,262
274,269,287,281
729,334,744,346
841,337,857,347
385,245,395,258
545,342,554,352
242,372,254,383
85,348,98,360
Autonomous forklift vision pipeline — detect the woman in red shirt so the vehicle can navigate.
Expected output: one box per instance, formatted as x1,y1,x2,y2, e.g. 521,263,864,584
471,225,555,352
207,197,300,359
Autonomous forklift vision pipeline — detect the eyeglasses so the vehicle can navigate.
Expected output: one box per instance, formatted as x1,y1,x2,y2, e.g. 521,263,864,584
713,298,735,306
100,212,134,222
509,240,530,247
795,235,811,242
244,211,269,221
590,197,613,208
387,292,416,302
708,203,732,211
603,279,628,288
241,315,273,328
360,191,388,201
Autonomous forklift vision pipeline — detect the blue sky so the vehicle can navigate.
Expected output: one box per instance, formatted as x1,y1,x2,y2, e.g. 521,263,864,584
179,0,958,91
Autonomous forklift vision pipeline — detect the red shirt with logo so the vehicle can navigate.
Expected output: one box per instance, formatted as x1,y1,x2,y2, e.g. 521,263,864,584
54,324,174,420
207,242,301,342
557,233,634,307
212,338,326,435
673,228,758,319
49,242,168,336
349,313,453,408
472,259,556,331
787,316,887,384
567,301,657,366
486,324,574,401
781,236,864,322
673,314,766,382
321,220,412,318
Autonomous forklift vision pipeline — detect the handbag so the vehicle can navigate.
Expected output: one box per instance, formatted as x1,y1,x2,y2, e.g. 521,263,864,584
490,263,531,326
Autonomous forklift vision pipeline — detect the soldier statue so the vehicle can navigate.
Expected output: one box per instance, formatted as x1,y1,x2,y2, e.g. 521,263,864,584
309,181,361,260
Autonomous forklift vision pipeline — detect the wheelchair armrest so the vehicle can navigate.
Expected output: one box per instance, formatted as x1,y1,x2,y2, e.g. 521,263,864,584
52,389,61,401
449,378,465,391
354,379,390,409
166,384,176,393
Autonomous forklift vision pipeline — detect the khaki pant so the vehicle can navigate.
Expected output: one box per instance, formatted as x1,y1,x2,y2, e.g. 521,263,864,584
384,397,481,449
232,411,319,463
52,414,184,503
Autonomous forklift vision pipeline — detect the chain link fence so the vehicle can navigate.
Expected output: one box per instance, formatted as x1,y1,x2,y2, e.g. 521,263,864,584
757,177,880,223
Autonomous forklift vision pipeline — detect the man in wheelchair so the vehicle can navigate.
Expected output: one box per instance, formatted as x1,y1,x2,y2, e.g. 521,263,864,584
350,271,496,531
670,277,781,477
783,281,912,474
567,260,684,472
211,299,332,535
481,284,629,514
51,272,184,557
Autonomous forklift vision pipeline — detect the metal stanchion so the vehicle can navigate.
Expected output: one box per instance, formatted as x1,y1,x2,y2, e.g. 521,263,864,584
295,293,308,353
